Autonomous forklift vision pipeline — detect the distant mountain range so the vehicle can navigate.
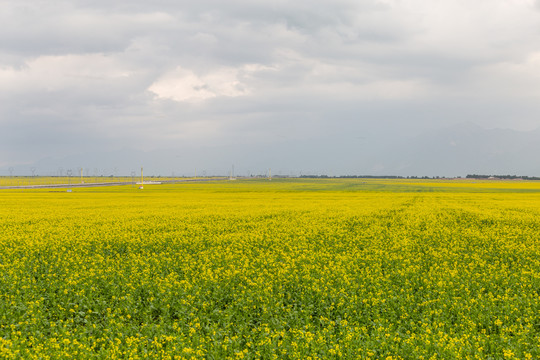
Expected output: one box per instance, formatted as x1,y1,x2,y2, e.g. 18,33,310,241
369,122,540,177
4,122,540,177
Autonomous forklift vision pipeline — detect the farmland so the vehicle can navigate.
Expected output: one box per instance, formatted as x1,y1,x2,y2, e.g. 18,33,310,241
0,176,199,188
0,179,539,359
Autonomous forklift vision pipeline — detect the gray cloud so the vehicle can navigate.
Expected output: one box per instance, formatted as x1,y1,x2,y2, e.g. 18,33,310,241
2,0,540,174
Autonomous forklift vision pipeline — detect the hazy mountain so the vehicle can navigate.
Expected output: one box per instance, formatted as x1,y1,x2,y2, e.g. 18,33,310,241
368,122,540,177
4,123,540,177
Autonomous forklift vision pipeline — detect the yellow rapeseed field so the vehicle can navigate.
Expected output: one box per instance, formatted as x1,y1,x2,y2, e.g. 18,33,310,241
0,178,539,359
0,176,195,187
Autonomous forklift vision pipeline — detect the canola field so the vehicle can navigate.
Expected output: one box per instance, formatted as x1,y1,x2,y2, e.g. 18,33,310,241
0,179,539,359
0,176,198,187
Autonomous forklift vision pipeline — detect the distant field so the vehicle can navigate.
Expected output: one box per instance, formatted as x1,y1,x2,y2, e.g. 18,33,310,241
0,179,539,359
0,176,200,187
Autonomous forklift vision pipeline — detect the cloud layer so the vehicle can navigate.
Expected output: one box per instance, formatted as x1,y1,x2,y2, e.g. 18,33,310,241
2,0,540,174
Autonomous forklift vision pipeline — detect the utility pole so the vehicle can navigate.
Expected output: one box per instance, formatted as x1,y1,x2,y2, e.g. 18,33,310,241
67,169,72,192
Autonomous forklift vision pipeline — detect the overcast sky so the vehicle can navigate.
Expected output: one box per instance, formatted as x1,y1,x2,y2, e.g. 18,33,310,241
2,0,540,175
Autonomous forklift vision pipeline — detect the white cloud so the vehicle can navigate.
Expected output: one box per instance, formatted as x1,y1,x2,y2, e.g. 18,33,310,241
149,67,216,102
148,65,270,102
395,0,540,62
468,52,540,98
0,54,134,94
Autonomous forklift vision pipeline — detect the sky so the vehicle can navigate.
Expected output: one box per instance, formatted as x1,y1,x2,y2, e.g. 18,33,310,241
2,0,540,176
